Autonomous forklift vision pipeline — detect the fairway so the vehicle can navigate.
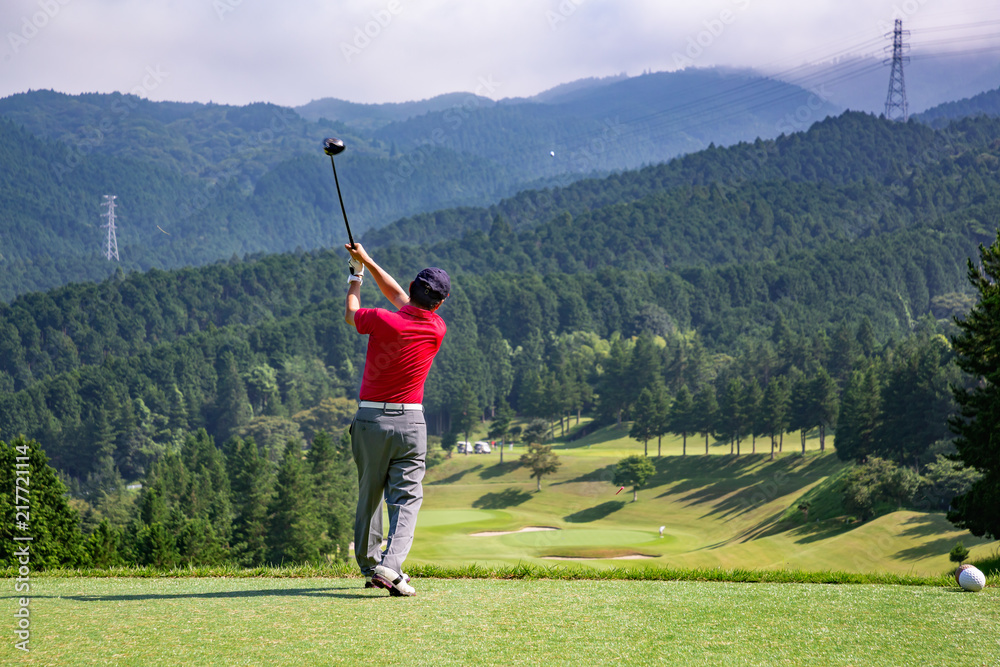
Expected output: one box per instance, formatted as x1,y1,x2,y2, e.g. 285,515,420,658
4,577,997,666
410,432,1000,575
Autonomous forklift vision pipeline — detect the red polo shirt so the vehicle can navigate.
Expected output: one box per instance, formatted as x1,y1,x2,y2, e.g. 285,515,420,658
354,304,447,403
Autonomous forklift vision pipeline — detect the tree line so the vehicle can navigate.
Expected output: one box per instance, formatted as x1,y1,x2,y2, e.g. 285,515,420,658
0,429,354,570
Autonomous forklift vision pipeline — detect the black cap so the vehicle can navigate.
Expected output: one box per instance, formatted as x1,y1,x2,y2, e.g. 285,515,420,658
414,267,450,300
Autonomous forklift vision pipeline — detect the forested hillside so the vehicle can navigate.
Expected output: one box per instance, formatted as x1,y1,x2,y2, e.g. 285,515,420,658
2,110,996,485
2,104,998,570
365,112,1000,253
371,69,840,179
0,71,836,300
916,85,1000,127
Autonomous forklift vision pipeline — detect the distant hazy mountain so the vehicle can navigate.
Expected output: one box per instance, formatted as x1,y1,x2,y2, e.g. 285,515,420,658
295,92,493,130
914,85,1000,125
0,67,924,300
768,51,1000,116
525,73,630,103
369,68,843,183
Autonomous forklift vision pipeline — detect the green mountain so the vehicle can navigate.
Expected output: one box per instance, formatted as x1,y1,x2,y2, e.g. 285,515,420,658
295,92,494,130
370,69,842,181
363,111,994,250
0,70,844,300
2,110,997,485
915,85,1000,126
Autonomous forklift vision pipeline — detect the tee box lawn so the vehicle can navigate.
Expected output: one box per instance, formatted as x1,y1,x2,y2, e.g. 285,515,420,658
3,576,997,666
5,421,997,665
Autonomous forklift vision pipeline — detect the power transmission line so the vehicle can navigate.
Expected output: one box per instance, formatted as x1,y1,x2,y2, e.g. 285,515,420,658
884,19,911,122
101,195,120,262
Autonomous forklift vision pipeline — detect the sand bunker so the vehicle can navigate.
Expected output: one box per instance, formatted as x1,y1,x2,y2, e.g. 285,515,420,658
470,526,560,537
543,554,657,561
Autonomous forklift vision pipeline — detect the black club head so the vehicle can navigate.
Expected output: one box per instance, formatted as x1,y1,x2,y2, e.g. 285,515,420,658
323,137,345,156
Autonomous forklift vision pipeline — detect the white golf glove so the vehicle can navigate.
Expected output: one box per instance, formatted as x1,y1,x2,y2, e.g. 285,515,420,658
348,257,365,276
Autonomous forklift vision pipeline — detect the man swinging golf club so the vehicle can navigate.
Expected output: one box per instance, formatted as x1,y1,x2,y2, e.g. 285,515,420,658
344,243,449,597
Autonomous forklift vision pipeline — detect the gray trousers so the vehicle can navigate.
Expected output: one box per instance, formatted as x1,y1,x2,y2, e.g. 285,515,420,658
351,406,426,576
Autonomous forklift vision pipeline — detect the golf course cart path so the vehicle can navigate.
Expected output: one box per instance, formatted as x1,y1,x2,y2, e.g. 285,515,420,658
471,526,561,536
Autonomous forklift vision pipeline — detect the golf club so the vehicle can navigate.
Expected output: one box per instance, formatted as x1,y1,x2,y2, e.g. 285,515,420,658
323,137,354,249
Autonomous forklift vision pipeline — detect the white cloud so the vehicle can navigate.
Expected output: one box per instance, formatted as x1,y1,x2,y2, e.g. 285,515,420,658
1,0,997,106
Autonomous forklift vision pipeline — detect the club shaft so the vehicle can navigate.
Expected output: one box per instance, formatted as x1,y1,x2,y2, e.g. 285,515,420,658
329,156,355,248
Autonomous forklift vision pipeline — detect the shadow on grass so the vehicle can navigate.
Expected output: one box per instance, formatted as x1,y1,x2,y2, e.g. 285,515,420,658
890,514,993,562
430,464,483,485
893,537,966,562
662,454,843,522
472,488,533,510
786,519,854,544
57,587,376,602
556,464,616,485
564,501,626,523
897,513,950,538
480,461,522,480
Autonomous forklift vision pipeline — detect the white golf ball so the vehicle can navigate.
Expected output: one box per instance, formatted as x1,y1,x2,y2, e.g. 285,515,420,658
958,565,986,592
550,151,555,157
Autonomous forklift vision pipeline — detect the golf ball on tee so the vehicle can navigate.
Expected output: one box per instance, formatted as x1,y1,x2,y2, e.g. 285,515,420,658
956,564,986,591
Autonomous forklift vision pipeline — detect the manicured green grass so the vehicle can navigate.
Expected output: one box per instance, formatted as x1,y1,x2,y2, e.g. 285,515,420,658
4,577,997,666
6,421,997,665
414,443,1000,576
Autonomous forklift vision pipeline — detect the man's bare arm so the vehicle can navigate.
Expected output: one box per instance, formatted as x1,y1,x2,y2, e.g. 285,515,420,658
344,277,362,327
345,243,409,310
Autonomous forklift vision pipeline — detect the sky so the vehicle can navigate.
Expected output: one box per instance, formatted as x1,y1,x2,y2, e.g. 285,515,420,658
2,0,999,108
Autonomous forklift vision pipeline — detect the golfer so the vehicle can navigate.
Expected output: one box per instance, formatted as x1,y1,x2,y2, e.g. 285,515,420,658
344,242,449,597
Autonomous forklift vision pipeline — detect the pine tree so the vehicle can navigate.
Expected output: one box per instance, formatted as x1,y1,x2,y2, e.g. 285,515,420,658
135,522,178,568
227,437,272,566
693,385,719,455
180,429,233,547
87,519,125,568
628,333,663,407
487,401,513,464
760,377,791,461
0,436,89,569
214,351,253,442
718,377,745,454
268,440,323,564
599,337,632,426
669,385,695,456
629,387,659,457
810,368,839,453
308,431,355,561
743,377,764,454
789,371,813,453
948,232,1000,539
